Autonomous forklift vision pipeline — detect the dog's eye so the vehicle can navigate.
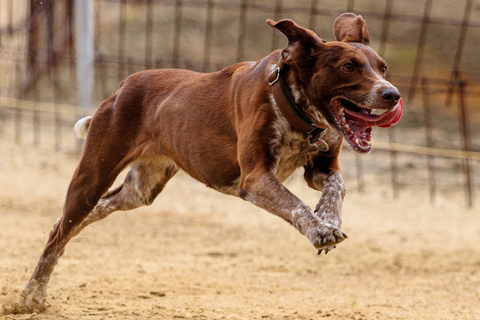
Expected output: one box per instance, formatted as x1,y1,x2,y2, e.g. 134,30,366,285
382,66,388,77
341,63,354,73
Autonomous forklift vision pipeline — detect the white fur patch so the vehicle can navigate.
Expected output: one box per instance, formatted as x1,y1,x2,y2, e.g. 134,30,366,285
290,85,303,104
74,116,92,139
364,78,398,107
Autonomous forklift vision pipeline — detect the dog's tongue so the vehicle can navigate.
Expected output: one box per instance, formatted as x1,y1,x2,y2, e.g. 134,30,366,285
344,98,403,130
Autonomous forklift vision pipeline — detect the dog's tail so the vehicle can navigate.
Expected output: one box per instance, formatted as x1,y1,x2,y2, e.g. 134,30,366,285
74,116,92,139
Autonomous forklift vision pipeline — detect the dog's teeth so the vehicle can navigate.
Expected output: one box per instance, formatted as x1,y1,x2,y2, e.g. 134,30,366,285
355,138,359,144
341,116,346,123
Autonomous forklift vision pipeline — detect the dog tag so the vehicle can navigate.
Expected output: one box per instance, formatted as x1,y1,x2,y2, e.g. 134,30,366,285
307,129,329,152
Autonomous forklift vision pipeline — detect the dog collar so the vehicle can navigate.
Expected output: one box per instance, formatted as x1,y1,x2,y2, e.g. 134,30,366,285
268,59,329,152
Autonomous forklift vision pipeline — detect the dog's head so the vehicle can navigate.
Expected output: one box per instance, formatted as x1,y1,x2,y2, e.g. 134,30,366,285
267,13,402,153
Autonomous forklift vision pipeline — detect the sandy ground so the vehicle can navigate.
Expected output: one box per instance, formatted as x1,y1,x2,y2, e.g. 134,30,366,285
1,140,480,320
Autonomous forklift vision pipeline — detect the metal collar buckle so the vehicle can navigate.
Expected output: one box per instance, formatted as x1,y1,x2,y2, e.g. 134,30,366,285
307,129,329,152
268,67,281,86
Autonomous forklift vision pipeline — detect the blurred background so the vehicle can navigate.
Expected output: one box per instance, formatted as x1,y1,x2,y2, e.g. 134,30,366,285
0,0,479,207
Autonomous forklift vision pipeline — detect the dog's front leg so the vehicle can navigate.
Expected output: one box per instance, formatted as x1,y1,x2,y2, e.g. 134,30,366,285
304,157,347,254
239,170,347,251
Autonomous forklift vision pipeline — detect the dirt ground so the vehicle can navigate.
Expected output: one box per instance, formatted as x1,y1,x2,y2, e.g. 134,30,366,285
1,140,479,320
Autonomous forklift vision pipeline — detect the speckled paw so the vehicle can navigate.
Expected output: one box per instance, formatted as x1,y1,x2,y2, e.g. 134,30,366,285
312,227,347,252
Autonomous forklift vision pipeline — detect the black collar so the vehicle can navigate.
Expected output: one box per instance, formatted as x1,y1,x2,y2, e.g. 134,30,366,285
267,59,329,151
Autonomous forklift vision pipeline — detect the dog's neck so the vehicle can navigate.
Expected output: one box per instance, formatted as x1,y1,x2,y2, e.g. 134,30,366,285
270,63,332,131
288,82,332,131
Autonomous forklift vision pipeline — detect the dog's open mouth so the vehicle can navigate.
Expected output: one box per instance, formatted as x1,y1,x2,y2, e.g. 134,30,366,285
331,97,403,153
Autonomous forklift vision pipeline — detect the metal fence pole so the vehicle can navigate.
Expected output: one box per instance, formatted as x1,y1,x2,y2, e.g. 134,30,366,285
236,0,248,62
388,128,399,199
203,0,215,73
355,153,365,193
408,0,432,103
378,0,393,56
308,0,318,30
173,0,183,69
270,0,282,51
7,0,13,35
145,0,153,70
75,0,95,151
445,0,473,107
347,0,355,11
421,78,436,204
118,0,126,81
457,80,474,208
66,0,75,82
14,56,22,145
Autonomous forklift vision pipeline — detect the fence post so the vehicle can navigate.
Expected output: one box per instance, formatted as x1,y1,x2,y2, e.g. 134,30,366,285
407,0,432,103
202,0,215,73
145,0,153,70
236,0,248,62
457,80,474,208
308,0,318,30
421,78,436,204
388,128,399,199
75,0,95,151
270,0,283,51
445,0,472,107
118,0,126,81
173,0,183,69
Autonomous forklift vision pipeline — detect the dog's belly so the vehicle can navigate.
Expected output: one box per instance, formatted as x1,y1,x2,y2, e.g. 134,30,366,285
174,153,311,197
199,139,322,196
207,147,316,196
206,161,305,197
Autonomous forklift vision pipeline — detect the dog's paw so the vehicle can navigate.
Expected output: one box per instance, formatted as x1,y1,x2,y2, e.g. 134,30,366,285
318,245,336,255
307,222,347,253
7,280,48,314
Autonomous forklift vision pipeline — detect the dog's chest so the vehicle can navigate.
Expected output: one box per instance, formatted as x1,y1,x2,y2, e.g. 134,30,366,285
274,130,341,182
275,138,314,182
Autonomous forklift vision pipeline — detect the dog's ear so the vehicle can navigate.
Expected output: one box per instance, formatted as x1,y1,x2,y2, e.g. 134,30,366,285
267,19,323,66
333,13,370,46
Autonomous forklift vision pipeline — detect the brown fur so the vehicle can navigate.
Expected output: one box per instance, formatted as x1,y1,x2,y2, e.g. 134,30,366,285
16,13,401,314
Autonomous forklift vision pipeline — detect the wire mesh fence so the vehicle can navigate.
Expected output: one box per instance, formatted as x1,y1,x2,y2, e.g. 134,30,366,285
0,0,479,207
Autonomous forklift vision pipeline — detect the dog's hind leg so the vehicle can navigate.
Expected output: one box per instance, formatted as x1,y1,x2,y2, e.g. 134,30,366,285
79,157,178,228
16,159,130,312
15,98,147,313
16,156,177,314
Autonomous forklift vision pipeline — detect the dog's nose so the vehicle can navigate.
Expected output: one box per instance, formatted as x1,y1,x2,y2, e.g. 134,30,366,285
381,88,401,103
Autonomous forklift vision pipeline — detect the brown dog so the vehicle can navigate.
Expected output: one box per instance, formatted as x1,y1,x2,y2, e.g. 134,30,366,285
17,13,402,313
